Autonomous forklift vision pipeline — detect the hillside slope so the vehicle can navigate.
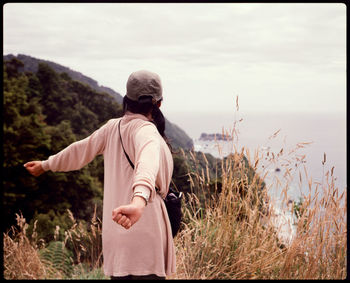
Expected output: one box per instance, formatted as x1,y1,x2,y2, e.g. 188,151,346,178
4,53,124,103
4,53,193,149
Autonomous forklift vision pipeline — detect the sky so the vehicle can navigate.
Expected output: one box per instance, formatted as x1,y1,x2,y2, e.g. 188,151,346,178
3,3,346,116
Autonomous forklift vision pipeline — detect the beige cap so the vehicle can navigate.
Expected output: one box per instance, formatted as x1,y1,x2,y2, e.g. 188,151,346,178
126,70,163,102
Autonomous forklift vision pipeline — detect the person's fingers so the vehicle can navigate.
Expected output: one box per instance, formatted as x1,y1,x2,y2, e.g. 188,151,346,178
122,216,130,227
24,164,34,174
124,220,131,229
122,218,131,229
117,215,127,226
24,161,44,177
114,212,132,229
119,215,132,229
112,205,141,229
112,209,118,221
24,161,33,168
26,161,38,168
114,207,124,219
112,210,122,222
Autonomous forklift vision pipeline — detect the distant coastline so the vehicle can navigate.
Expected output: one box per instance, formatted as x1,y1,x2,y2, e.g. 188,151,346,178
199,132,233,141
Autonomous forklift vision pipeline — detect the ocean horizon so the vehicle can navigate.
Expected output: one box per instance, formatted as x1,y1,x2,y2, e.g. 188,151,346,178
166,110,346,204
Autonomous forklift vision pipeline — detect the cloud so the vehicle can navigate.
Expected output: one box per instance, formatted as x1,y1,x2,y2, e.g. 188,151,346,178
3,3,346,114
4,3,345,67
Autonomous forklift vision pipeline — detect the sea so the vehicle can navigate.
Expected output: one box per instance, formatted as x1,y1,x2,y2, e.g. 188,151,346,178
166,110,347,245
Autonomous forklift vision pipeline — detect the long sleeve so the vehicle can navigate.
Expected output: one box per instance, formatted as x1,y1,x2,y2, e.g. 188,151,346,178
131,124,161,203
41,120,110,172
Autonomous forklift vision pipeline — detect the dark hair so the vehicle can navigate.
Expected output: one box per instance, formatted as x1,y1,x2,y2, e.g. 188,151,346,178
123,95,172,151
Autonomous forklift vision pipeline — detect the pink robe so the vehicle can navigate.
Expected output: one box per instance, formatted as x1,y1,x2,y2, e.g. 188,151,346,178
41,112,176,277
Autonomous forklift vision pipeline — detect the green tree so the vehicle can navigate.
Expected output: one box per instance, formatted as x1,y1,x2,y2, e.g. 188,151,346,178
3,60,51,228
3,59,111,230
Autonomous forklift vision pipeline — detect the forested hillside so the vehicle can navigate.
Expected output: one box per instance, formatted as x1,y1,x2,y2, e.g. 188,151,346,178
2,56,210,237
4,55,265,232
3,57,122,233
4,53,124,104
4,54,193,150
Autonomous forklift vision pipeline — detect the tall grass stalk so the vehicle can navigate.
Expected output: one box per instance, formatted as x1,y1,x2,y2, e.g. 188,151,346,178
3,213,63,279
171,139,346,279
3,206,105,279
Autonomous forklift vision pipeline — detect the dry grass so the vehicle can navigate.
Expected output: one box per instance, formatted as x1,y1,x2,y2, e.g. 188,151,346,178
170,106,347,279
3,213,63,279
3,206,105,279
64,205,103,269
170,149,346,279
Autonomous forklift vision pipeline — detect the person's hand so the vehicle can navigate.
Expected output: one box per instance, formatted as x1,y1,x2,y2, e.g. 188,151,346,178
24,161,45,177
112,196,146,229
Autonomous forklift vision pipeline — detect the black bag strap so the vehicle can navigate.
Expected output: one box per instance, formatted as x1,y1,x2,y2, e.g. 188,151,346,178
118,120,135,170
118,119,166,195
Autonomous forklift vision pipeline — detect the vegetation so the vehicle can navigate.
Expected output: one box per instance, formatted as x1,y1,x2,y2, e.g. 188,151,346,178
3,57,122,234
3,53,194,149
2,56,193,235
3,56,346,279
4,53,124,104
165,118,193,149
170,144,346,279
3,210,108,279
3,143,346,279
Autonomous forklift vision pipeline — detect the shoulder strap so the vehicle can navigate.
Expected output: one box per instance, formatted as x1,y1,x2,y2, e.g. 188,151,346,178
118,119,161,194
118,120,135,170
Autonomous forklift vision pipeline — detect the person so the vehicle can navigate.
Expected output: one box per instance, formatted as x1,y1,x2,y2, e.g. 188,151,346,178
24,70,176,280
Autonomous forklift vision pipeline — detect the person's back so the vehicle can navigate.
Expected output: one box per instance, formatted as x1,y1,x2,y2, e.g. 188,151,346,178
104,113,175,278
24,70,176,279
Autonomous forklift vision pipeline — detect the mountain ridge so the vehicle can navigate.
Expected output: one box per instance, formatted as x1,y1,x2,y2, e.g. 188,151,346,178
3,53,124,104
3,53,193,150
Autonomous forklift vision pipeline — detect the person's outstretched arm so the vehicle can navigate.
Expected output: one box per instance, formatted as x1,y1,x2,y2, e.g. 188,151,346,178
24,120,111,175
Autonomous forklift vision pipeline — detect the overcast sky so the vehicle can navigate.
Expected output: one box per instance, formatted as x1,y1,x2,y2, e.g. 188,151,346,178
3,3,346,115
